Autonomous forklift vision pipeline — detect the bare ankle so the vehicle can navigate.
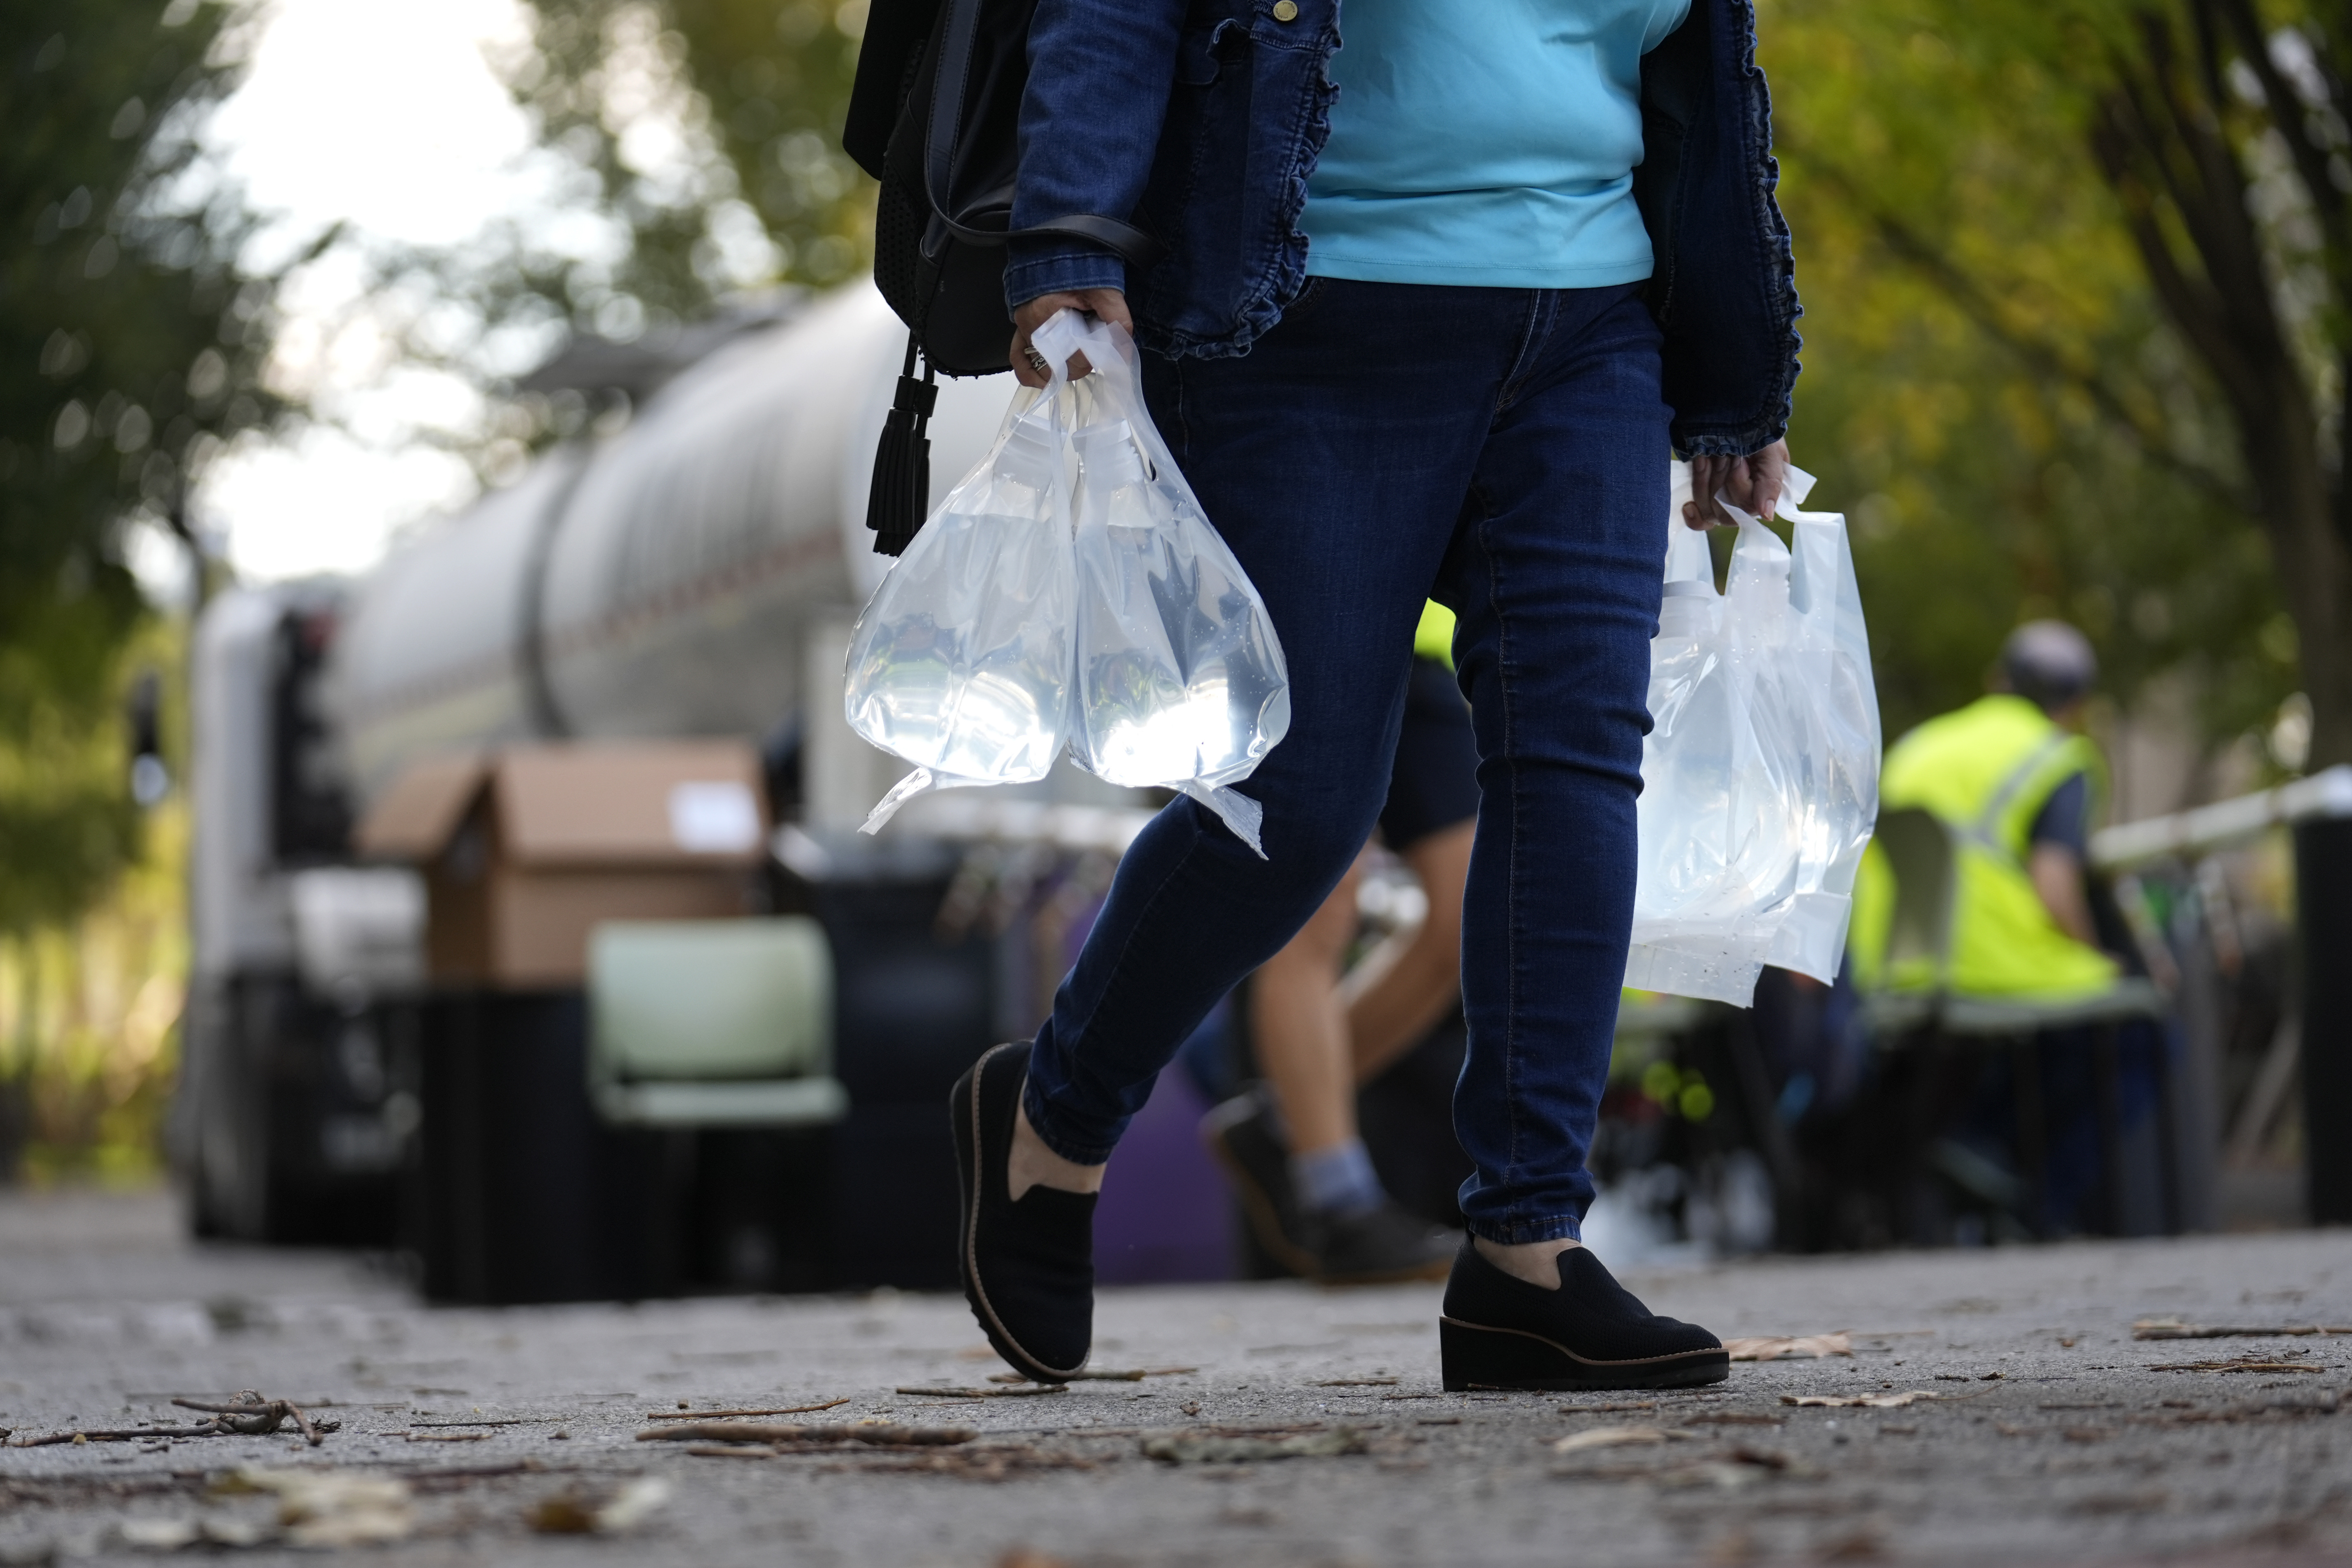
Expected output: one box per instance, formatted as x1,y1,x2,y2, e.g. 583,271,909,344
1009,1099,1106,1200
1474,1235,1584,1290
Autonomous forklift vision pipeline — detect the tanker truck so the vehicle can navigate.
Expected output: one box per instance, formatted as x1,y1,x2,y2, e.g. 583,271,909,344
175,284,1153,1281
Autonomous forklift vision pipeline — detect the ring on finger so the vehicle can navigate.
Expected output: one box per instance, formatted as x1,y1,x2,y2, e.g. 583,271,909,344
1022,346,1050,375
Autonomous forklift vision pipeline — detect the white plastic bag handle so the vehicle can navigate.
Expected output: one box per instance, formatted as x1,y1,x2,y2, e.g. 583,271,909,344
1031,308,1132,391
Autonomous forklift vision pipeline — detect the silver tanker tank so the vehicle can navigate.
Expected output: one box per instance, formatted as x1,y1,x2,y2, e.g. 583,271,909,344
329,283,1019,806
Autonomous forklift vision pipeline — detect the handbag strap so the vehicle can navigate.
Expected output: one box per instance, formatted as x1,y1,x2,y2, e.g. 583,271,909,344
920,0,1166,269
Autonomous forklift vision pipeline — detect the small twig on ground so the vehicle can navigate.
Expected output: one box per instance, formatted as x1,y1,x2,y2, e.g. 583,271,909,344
896,1384,1068,1399
638,1421,976,1447
10,1392,335,1449
2134,1319,2352,1340
643,1399,849,1421
847,1445,1099,1479
984,1368,1196,1384
11,1424,226,1447
1314,1378,1400,1387
2130,1390,2339,1424
2147,1358,2327,1373
173,1393,327,1446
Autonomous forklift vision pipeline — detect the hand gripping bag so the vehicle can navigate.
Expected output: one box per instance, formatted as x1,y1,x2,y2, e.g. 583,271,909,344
1623,464,1880,1005
1033,310,1291,855
843,370,1078,831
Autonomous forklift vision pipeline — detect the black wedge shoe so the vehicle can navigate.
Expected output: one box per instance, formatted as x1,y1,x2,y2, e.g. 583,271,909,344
1439,1239,1729,1392
950,1042,1095,1383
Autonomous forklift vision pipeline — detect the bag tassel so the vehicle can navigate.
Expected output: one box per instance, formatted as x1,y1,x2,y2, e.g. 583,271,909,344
866,333,938,556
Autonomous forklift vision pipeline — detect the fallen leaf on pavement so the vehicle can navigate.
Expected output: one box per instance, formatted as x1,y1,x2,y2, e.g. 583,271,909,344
526,1477,672,1535
1817,1527,1889,1560
1141,1428,1366,1463
853,1445,1099,1480
1781,1391,1935,1409
224,1468,413,1547
118,1519,201,1551
1657,1448,1818,1490
1552,1425,1699,1453
1556,1444,1818,1489
1724,1334,1852,1362
118,1517,279,1550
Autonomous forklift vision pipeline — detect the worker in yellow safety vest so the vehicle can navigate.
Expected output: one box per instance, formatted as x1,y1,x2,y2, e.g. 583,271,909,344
1851,621,2118,1000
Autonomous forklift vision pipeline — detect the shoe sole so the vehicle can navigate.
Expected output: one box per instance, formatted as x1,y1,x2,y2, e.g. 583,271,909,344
1438,1316,1731,1392
951,1043,1085,1385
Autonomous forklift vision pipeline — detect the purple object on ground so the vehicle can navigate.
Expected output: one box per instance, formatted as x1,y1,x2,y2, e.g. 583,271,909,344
1092,1067,1234,1284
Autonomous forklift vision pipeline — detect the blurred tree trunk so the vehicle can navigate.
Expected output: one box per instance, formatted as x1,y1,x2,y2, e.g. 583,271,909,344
2090,3,2352,767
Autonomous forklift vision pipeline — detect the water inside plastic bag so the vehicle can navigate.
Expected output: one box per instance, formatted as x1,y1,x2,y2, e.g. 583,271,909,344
842,311,1293,851
1042,312,1290,851
1067,416,1289,792
1625,463,1880,1005
842,395,1075,818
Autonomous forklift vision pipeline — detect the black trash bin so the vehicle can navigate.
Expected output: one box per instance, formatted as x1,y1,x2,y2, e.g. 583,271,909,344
819,876,1001,1290
400,990,685,1304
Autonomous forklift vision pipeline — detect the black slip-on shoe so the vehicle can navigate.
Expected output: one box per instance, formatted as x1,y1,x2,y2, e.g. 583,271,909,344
951,1042,1095,1383
1302,1200,1457,1286
1200,1089,1318,1278
1439,1239,1728,1391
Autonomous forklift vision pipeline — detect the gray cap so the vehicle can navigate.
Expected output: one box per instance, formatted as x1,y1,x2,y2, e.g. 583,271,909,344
2000,620,2098,712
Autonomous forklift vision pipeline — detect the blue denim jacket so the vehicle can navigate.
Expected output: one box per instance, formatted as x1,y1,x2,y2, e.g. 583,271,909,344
1005,0,1799,456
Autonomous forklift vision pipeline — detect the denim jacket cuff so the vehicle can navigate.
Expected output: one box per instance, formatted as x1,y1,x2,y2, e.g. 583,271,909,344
1004,247,1130,312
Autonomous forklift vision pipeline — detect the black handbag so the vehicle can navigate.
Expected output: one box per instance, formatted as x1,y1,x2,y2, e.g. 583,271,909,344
843,0,1162,553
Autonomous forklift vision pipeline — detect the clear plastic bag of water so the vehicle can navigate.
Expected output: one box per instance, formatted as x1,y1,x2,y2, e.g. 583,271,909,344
845,310,1290,852
1033,311,1290,854
842,382,1076,829
1623,464,1881,1005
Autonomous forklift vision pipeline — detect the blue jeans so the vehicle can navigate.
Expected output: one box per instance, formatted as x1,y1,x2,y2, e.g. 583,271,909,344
1023,279,1670,1244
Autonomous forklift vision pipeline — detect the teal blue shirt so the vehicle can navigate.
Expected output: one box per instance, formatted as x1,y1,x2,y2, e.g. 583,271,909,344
1300,0,1693,289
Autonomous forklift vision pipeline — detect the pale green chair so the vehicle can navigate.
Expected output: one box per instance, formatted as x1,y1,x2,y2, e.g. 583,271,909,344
588,918,849,1127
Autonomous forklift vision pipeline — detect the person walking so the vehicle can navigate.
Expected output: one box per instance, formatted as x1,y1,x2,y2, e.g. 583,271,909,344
1205,603,1477,1285
1850,621,2162,1233
950,0,1801,1391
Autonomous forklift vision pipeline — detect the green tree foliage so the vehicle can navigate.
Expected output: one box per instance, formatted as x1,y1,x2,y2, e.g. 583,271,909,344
451,0,870,354
1762,0,2314,765
1,0,282,929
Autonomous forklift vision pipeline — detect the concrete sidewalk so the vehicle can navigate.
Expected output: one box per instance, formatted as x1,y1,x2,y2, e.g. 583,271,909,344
2,1188,2347,1566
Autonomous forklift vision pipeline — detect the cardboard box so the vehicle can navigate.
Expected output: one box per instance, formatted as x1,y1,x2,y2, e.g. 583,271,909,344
355,740,768,987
